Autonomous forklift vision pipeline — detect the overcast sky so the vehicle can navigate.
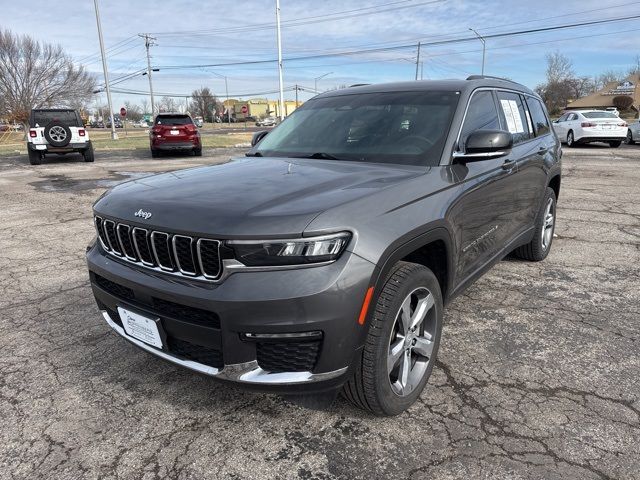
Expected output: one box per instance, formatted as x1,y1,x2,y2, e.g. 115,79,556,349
3,0,639,110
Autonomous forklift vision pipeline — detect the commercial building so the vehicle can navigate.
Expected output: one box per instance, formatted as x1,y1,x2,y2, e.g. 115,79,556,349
566,74,639,113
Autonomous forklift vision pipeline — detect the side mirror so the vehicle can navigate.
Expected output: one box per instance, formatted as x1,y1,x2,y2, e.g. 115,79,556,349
251,130,269,147
453,129,512,163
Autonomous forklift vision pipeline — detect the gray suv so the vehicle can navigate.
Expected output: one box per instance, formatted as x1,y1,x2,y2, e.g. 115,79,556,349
87,76,561,415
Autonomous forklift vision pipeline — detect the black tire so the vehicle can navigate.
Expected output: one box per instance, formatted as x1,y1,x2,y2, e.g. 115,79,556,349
566,131,577,148
193,147,202,157
151,149,159,158
342,262,443,416
609,140,622,148
513,187,557,261
625,130,635,145
28,148,42,165
43,122,72,147
83,142,95,162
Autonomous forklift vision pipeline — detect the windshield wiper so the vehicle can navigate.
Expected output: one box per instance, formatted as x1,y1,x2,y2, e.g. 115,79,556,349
245,151,263,157
299,152,340,160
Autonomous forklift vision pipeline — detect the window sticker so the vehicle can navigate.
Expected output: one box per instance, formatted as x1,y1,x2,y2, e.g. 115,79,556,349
500,99,524,134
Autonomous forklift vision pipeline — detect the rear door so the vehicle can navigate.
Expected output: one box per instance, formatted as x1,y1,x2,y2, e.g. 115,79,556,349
452,89,522,281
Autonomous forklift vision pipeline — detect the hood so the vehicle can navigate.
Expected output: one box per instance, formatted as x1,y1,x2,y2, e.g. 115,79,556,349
94,157,423,238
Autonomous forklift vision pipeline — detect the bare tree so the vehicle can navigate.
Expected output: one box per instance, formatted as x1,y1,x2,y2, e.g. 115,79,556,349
140,98,150,115
158,96,178,113
545,52,574,83
0,29,95,127
123,101,142,121
190,87,218,122
594,70,624,90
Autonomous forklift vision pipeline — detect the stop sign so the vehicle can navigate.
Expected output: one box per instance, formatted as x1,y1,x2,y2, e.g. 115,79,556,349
241,105,248,114
120,107,127,117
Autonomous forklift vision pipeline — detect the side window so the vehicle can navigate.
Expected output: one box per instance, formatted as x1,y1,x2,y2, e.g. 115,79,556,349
459,90,500,148
496,91,533,145
556,113,568,123
526,97,551,137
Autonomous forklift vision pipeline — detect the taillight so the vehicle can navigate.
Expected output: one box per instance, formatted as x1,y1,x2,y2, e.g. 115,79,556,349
618,122,628,127
581,122,596,128
29,129,37,138
78,129,86,136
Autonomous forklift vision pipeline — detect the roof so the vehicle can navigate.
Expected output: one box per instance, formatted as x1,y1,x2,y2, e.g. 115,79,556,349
317,76,536,99
567,74,640,109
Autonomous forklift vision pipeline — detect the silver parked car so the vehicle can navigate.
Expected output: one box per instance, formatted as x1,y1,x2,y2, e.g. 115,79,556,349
625,120,640,144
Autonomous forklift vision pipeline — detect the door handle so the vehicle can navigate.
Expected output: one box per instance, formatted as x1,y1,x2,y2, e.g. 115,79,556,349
537,146,548,156
501,159,516,170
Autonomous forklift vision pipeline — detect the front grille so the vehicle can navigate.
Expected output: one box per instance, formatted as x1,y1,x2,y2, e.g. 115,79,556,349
95,216,222,281
167,337,223,368
94,274,135,300
257,340,321,373
153,297,220,328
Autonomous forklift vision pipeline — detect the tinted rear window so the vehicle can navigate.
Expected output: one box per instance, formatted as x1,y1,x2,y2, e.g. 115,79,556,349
582,111,618,119
155,115,193,125
31,110,78,127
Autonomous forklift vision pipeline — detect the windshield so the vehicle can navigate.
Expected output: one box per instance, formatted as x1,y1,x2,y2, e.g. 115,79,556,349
31,110,78,127
583,111,619,119
155,115,193,126
255,91,459,166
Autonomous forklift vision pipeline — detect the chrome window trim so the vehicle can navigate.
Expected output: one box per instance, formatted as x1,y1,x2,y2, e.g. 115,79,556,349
116,224,137,261
150,231,174,271
196,238,222,280
131,227,154,266
172,235,198,276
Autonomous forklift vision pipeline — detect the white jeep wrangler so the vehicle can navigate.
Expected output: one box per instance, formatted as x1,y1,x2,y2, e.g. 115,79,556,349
27,109,94,165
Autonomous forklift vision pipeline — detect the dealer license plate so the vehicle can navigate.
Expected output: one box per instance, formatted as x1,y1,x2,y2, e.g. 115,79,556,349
117,306,163,348
170,129,179,135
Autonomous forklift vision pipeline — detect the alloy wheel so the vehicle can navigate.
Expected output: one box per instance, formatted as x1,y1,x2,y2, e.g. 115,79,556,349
567,132,573,146
387,287,436,396
49,125,67,143
626,130,633,144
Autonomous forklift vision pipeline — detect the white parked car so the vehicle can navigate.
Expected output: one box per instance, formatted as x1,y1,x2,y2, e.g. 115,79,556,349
624,120,640,145
552,110,627,148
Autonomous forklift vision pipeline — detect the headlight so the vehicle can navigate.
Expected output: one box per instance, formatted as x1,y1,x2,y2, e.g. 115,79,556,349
228,232,351,267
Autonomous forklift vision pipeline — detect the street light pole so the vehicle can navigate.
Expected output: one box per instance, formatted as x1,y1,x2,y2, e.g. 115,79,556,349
276,0,285,120
469,28,486,75
92,0,117,140
314,72,333,94
207,70,231,126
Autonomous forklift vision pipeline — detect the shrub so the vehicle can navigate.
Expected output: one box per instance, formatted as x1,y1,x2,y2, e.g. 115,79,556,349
612,95,634,111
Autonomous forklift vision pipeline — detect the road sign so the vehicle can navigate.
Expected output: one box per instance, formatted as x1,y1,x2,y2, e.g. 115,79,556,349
241,105,248,114
120,107,127,117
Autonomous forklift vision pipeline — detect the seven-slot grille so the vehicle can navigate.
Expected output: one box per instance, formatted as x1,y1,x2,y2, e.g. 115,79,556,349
95,216,221,280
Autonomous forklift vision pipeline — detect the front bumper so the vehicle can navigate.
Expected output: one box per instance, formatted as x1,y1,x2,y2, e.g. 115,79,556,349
87,243,375,393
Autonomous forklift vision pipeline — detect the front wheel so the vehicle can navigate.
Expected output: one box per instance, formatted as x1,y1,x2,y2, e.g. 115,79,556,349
342,262,443,416
513,187,556,261
609,140,622,148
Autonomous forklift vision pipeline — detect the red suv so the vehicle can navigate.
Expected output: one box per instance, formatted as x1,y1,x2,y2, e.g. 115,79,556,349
150,113,202,157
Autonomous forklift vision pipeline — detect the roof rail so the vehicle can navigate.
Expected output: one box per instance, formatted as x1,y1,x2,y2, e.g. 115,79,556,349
466,75,521,84
349,83,371,88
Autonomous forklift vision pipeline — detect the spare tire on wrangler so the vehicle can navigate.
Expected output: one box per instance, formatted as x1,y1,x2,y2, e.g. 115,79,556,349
44,122,72,147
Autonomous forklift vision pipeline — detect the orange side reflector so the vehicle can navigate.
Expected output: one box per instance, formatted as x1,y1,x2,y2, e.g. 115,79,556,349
358,287,375,325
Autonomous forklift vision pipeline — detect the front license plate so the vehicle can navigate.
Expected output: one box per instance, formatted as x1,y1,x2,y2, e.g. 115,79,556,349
170,129,179,135
118,306,163,348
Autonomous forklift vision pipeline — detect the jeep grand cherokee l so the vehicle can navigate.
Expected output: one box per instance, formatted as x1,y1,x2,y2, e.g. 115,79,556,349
87,76,561,415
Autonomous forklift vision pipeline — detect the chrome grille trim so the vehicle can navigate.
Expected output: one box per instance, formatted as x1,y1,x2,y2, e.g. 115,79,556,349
172,235,197,276
94,216,222,282
116,224,137,261
150,231,174,271
197,239,222,280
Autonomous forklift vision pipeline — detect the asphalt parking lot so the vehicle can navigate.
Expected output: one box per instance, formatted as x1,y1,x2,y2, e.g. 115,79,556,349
0,145,639,480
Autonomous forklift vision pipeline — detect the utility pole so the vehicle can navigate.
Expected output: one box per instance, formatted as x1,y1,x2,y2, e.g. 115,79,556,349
140,33,157,117
93,0,117,140
415,42,421,81
469,28,486,75
276,0,285,120
295,84,299,108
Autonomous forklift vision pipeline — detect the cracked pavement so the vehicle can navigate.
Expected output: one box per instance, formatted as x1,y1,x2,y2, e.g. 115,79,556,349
0,146,638,479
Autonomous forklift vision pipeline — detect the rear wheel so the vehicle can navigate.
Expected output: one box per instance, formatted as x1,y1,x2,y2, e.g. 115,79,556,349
83,142,95,162
28,148,42,165
151,149,159,158
342,262,443,416
566,131,577,147
625,130,634,145
609,140,622,148
193,147,202,156
513,187,556,261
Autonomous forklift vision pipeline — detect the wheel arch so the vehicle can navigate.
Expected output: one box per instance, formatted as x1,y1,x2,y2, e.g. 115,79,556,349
548,173,561,201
